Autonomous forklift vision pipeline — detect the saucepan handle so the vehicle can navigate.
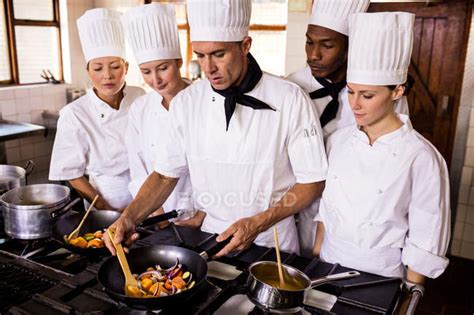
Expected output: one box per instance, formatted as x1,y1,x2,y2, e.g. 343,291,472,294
23,160,35,176
51,198,82,220
310,271,360,287
139,210,179,227
199,234,231,260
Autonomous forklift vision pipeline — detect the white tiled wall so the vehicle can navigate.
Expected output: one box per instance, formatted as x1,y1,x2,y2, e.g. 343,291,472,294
0,85,68,184
451,10,474,260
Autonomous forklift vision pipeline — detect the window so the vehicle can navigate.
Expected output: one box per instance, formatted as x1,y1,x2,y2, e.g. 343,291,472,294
148,0,288,77
1,0,63,85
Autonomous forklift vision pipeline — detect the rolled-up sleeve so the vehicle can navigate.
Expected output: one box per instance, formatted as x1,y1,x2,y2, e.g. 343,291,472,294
154,99,188,179
49,108,88,181
401,148,450,278
287,88,328,183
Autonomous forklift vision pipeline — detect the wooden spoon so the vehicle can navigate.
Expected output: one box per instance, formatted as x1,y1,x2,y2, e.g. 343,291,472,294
66,194,99,242
273,225,286,288
106,228,140,297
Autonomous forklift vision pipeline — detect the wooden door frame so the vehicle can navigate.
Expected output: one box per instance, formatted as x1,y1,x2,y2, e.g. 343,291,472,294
369,2,471,167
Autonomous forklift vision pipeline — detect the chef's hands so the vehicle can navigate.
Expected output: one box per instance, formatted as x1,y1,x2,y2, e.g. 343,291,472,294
104,214,140,255
214,216,262,257
174,210,206,228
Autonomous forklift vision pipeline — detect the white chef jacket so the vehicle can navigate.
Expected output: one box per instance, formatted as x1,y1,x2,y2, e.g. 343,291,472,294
49,85,146,210
154,73,328,254
316,114,450,278
126,90,193,211
287,65,411,257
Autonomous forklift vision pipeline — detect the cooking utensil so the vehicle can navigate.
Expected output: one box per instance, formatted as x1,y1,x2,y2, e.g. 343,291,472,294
52,208,121,255
246,261,360,312
138,209,196,227
52,208,191,256
66,195,99,241
107,228,139,297
272,226,285,288
2,184,70,239
0,160,34,194
97,238,230,310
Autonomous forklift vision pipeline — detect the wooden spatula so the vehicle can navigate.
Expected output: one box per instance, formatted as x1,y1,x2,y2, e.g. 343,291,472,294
106,228,140,297
273,225,286,288
66,195,99,242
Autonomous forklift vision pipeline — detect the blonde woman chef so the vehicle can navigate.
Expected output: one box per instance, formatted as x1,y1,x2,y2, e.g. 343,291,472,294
49,8,145,210
122,3,194,220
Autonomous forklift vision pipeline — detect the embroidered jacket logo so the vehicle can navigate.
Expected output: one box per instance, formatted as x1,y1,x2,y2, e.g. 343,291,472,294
303,125,318,138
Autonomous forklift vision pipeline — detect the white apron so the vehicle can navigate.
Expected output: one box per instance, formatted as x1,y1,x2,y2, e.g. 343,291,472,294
89,173,132,210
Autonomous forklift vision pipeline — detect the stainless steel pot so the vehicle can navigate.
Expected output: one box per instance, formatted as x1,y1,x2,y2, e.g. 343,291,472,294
2,184,70,239
246,261,360,312
0,160,34,194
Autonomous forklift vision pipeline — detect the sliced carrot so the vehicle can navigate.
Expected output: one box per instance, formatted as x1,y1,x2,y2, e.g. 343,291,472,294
172,276,187,290
87,238,104,248
158,283,170,295
70,237,87,248
164,279,173,290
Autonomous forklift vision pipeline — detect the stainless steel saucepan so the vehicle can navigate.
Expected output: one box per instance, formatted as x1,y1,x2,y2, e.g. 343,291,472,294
246,261,360,312
2,184,70,239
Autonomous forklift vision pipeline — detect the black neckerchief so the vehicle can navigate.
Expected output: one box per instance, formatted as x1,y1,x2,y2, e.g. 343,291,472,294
309,77,346,128
212,53,274,131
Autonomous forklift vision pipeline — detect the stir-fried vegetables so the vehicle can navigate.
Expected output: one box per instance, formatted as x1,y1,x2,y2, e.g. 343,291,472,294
127,258,195,298
67,230,104,249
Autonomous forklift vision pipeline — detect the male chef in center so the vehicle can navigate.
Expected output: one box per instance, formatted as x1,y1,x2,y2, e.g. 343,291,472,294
105,0,327,257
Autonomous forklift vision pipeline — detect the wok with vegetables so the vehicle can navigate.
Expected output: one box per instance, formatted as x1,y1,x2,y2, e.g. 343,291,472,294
52,210,121,255
53,208,187,255
97,239,229,310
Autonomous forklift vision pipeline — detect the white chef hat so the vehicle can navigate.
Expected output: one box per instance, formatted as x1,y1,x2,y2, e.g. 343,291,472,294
187,0,251,42
347,12,415,86
122,3,181,65
309,0,370,36
77,8,126,63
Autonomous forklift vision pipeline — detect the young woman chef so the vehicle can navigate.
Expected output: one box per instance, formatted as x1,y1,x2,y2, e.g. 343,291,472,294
313,12,450,285
122,3,194,221
49,8,145,210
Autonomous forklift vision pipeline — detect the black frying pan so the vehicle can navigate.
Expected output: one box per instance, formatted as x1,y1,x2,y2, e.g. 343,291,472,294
52,203,181,256
97,241,228,310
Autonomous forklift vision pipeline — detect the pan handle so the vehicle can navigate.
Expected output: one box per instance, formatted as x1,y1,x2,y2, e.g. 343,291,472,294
23,160,35,176
406,284,424,315
310,271,360,288
139,210,179,227
199,234,231,260
51,198,82,219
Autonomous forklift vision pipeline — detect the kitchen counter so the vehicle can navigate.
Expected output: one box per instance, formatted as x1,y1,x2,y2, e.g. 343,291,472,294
0,120,46,163
0,120,46,142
